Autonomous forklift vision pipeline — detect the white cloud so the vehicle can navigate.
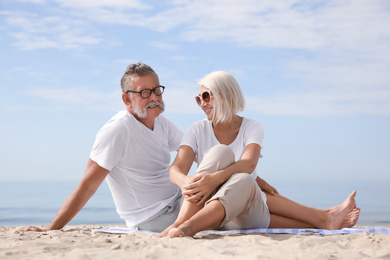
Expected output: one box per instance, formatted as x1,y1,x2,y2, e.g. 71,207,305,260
149,41,178,51
15,0,46,4
150,0,390,54
4,12,104,50
114,1,390,117
281,51,390,96
15,0,151,9
6,1,389,54
54,0,151,10
11,33,58,50
0,66,50,81
169,55,198,61
23,82,390,116
29,87,123,111
25,80,201,114
3,1,389,116
246,88,390,116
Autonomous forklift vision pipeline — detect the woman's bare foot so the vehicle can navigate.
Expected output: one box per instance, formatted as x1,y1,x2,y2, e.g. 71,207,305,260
325,190,357,230
340,208,360,229
168,224,195,238
168,228,185,238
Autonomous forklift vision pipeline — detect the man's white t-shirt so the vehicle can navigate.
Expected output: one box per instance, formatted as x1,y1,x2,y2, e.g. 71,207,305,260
90,110,183,228
181,117,267,201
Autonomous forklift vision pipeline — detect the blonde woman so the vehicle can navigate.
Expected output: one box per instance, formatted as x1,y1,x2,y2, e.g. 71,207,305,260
160,71,360,238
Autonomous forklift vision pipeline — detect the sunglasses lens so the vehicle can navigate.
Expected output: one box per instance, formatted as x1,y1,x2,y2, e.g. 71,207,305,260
202,92,210,102
195,96,201,105
195,91,211,106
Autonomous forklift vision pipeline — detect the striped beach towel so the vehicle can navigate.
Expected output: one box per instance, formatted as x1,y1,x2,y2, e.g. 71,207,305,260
93,227,390,236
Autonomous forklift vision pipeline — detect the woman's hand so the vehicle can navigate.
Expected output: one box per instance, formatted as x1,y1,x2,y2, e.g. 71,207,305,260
178,175,195,194
182,173,220,205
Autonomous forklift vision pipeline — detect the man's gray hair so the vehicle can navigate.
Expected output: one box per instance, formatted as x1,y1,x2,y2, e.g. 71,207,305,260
121,62,155,92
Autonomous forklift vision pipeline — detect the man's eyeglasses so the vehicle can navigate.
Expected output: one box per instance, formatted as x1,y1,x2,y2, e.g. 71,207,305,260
126,86,165,99
195,91,211,106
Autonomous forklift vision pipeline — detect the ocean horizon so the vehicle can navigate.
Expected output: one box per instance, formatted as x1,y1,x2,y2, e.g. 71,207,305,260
1,179,389,227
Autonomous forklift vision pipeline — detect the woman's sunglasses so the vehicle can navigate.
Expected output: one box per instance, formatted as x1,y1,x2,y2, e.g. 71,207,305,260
195,91,211,106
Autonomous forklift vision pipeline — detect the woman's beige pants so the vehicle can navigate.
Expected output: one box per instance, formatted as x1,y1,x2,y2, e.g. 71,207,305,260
196,144,270,229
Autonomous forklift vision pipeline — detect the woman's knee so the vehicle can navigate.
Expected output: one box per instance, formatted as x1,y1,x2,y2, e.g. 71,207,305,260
198,145,235,173
230,173,254,185
206,144,234,161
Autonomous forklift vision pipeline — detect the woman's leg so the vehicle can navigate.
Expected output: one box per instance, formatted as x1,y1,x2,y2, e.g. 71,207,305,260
269,208,361,229
269,213,312,228
156,199,205,237
266,191,359,230
158,145,235,237
168,200,226,238
169,173,269,237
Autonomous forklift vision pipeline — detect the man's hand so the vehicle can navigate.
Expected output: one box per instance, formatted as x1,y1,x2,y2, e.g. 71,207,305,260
20,226,47,232
256,177,279,195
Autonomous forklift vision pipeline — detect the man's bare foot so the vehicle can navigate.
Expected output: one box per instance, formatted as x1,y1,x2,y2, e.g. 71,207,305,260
340,208,360,229
154,224,178,238
325,190,357,230
154,230,168,238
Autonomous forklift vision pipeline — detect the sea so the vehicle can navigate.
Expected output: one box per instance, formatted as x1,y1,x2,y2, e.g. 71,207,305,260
0,180,389,227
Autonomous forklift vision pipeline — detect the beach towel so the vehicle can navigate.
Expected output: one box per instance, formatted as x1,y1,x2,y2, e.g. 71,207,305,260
93,227,390,236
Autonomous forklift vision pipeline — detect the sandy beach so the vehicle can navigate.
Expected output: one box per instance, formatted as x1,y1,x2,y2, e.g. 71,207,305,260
1,225,389,260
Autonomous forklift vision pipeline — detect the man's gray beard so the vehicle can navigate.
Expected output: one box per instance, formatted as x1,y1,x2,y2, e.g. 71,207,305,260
133,101,165,118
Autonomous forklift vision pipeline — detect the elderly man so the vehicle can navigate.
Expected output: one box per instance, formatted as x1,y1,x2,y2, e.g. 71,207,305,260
23,63,183,232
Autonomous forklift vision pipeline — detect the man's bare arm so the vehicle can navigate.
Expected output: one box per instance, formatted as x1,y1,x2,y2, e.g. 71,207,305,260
22,159,109,231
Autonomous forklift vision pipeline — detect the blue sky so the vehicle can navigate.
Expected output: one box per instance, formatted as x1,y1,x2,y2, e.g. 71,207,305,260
0,0,389,182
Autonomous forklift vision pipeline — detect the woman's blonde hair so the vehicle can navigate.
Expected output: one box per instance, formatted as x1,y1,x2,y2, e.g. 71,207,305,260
198,71,245,124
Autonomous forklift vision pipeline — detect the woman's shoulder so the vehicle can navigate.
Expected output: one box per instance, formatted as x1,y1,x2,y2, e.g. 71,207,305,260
189,118,210,129
184,119,211,138
241,117,264,135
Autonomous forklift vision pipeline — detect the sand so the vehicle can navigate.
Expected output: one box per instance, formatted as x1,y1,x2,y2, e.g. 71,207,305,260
1,225,389,260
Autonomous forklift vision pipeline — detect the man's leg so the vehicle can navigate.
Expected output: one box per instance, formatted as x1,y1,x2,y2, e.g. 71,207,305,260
136,192,182,232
